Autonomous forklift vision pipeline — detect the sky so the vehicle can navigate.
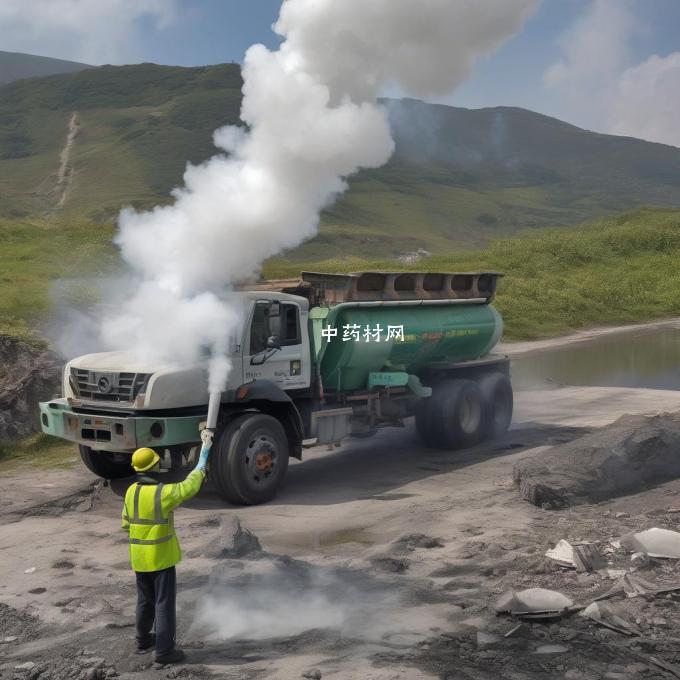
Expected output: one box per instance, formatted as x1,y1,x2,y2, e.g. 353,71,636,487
1,0,679,146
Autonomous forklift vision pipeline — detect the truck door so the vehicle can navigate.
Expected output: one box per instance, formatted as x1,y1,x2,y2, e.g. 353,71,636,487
243,299,309,390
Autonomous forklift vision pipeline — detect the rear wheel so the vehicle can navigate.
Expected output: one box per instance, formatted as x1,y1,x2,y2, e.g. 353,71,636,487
79,445,132,479
479,372,513,439
430,379,484,450
212,413,290,505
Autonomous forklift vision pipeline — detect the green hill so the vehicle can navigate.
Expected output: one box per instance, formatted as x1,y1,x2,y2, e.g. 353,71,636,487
1,62,680,258
0,51,91,86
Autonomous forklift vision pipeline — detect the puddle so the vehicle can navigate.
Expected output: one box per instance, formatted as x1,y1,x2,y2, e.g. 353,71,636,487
512,325,680,390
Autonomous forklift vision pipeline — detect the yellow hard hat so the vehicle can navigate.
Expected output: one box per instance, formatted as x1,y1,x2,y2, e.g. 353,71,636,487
131,447,160,472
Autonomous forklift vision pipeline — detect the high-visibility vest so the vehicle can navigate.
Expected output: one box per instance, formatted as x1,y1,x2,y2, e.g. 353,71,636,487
122,470,204,572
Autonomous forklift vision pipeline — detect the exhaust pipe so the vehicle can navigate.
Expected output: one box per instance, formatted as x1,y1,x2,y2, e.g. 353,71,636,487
206,391,221,430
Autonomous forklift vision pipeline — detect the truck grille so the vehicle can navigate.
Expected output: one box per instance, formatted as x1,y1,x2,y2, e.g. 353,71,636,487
70,368,152,403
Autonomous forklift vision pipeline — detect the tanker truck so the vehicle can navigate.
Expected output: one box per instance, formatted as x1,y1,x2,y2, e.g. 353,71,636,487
38,271,512,505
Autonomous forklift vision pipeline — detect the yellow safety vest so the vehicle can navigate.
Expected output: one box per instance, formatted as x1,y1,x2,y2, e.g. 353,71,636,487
122,469,204,572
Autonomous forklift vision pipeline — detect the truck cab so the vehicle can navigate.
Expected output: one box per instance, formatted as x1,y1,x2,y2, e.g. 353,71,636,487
240,292,311,391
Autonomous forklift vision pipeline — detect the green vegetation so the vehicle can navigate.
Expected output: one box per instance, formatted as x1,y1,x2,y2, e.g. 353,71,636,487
0,433,77,469
0,217,117,342
2,208,679,345
1,63,680,345
1,64,679,253
265,207,680,340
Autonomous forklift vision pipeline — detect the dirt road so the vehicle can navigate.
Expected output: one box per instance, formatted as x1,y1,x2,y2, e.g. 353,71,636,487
3,386,680,679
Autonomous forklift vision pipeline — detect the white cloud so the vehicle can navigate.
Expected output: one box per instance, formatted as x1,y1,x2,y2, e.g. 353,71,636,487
543,0,634,131
544,0,680,147
544,0,633,92
0,0,177,64
608,52,680,147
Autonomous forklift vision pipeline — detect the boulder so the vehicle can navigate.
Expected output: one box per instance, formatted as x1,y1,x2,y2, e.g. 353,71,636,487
514,413,680,508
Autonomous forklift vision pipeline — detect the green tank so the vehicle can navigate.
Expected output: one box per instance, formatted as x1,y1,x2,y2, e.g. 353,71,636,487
310,300,503,392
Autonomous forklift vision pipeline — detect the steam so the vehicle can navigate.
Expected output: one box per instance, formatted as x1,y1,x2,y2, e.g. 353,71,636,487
189,557,445,643
103,0,537,389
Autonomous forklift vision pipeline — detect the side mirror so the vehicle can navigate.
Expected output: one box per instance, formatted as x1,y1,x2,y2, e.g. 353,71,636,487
266,335,281,349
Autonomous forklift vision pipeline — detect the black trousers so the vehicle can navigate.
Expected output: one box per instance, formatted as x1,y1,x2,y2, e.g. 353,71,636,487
135,566,176,656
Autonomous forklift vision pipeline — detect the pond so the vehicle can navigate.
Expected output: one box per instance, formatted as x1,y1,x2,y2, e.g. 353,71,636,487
510,324,680,391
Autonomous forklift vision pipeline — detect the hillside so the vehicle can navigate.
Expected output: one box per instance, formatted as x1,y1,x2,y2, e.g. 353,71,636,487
1,62,680,258
0,51,91,86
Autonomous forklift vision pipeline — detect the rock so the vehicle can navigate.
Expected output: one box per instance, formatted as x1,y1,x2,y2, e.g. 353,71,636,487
622,528,680,559
534,644,569,654
0,335,61,441
302,670,322,679
393,533,444,551
13,661,36,671
79,656,105,667
51,560,75,569
206,516,262,559
496,588,573,618
615,512,630,519
514,413,680,507
1,636,18,643
27,588,46,594
370,555,409,573
630,552,650,570
624,663,649,674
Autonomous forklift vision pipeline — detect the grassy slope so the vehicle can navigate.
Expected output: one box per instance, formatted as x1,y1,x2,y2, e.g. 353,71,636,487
3,208,676,344
265,207,680,340
0,218,117,342
1,64,680,253
1,64,679,343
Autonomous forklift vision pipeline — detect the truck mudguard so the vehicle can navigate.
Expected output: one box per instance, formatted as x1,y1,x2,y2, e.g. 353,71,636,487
233,380,304,459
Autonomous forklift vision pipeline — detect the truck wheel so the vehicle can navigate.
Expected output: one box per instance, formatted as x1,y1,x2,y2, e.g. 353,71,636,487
212,413,289,505
479,373,513,439
78,445,132,479
431,379,484,450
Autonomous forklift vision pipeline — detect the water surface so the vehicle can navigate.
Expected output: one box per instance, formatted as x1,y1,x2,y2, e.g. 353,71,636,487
510,326,680,391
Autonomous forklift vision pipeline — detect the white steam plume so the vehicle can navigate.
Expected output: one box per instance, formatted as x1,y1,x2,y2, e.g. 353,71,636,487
103,0,537,389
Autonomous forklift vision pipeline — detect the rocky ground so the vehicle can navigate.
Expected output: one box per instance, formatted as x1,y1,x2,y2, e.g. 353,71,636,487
2,386,680,680
0,335,61,441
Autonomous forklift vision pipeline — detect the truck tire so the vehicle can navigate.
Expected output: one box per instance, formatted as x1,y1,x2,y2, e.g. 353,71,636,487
430,379,484,450
212,413,289,505
479,372,513,439
79,445,132,479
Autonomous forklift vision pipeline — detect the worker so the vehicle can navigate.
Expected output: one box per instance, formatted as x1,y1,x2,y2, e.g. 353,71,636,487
122,429,213,665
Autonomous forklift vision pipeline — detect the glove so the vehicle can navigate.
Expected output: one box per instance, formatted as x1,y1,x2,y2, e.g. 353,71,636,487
195,429,214,472
200,428,214,448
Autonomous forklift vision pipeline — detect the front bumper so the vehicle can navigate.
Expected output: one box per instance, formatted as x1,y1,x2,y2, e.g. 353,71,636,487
39,399,205,452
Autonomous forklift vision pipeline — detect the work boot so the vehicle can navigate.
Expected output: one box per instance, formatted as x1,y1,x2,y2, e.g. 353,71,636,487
135,633,156,653
155,648,186,665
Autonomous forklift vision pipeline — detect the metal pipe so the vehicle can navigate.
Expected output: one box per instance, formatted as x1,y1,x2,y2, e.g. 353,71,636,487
206,391,221,429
